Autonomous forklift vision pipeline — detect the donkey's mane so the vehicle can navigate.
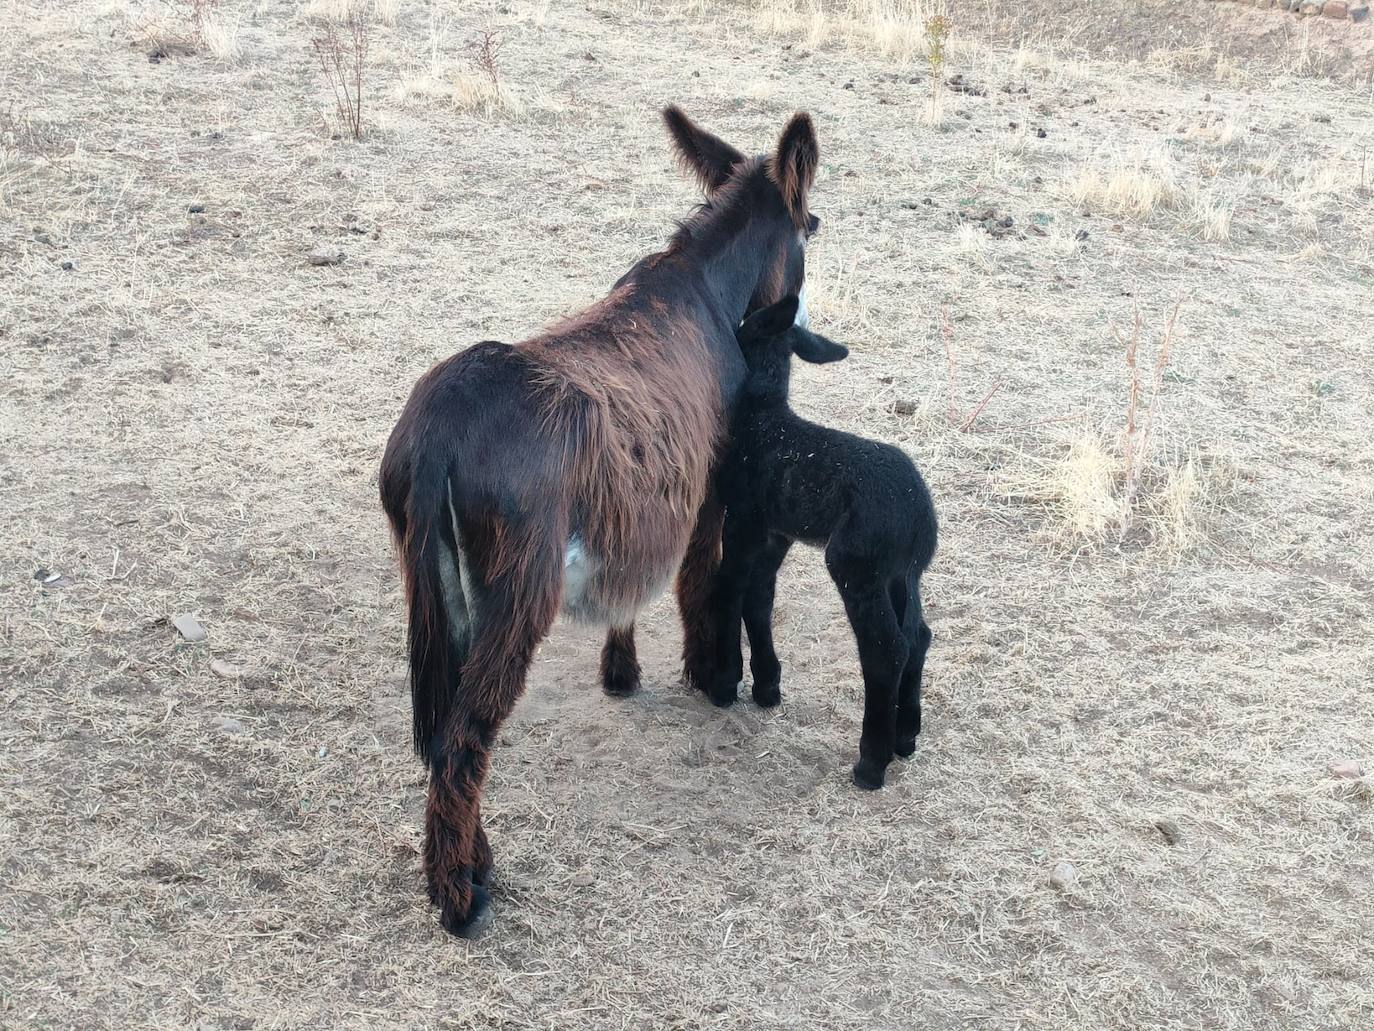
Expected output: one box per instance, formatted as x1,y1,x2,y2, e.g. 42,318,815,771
665,157,767,256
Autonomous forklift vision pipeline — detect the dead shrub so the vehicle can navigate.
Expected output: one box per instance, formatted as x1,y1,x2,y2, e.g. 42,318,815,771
313,9,372,140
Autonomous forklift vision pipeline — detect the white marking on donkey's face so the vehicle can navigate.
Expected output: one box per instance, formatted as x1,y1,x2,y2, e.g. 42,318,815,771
794,283,810,329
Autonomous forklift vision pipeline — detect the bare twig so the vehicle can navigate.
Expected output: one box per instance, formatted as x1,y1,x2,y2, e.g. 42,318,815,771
1116,299,1182,530
467,30,505,88
959,381,1004,433
941,306,1001,433
940,306,957,427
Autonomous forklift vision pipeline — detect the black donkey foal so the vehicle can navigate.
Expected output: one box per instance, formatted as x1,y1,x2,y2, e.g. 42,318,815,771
708,296,938,790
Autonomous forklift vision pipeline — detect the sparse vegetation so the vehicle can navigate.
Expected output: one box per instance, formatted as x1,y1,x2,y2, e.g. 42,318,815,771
312,6,371,140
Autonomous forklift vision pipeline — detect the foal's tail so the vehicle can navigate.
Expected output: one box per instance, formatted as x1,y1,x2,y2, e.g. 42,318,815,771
385,446,466,767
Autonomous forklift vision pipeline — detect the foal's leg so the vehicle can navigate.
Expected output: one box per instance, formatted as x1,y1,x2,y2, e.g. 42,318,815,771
600,625,641,697
895,570,932,759
828,536,909,789
425,536,560,938
742,532,792,708
676,489,724,693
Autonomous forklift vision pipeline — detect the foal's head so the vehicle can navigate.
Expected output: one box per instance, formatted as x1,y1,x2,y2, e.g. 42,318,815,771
735,295,848,404
663,106,821,319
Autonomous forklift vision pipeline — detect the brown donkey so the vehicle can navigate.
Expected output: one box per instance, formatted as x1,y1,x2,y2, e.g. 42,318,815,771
379,106,820,936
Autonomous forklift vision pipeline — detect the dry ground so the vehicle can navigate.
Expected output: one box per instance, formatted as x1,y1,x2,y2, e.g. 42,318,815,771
3,1,1373,1028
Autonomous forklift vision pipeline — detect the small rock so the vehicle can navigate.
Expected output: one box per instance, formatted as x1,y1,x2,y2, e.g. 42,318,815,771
188,202,206,214
60,260,75,271
173,613,207,642
317,746,329,759
212,717,246,735
890,399,918,416
1154,818,1182,845
1035,127,1048,138
210,659,242,679
1329,759,1364,779
1352,4,1370,21
1049,861,1077,891
308,244,345,267
33,232,52,245
1322,0,1348,15
571,870,595,887
1075,229,1090,241
842,81,854,90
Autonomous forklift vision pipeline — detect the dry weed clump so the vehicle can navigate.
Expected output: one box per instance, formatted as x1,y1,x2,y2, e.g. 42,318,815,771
1068,148,1180,220
395,22,524,118
452,30,524,117
122,0,237,60
1188,188,1234,242
1007,303,1231,550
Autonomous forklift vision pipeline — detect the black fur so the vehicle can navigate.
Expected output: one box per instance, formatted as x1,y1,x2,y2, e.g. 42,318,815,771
708,297,938,790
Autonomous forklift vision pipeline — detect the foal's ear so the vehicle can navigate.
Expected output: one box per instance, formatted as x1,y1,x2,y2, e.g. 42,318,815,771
739,296,800,342
663,105,746,195
791,328,849,365
767,112,819,230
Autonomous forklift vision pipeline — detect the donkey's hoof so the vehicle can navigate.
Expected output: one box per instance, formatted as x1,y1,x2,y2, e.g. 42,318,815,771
852,759,887,791
602,670,641,698
708,681,739,708
439,881,493,939
894,736,918,759
752,679,782,708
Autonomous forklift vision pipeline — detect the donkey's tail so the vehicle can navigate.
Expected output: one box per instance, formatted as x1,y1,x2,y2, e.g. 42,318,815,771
388,447,468,767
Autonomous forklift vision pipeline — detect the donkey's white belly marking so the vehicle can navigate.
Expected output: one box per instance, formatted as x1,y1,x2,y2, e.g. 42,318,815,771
562,535,597,615
560,534,673,626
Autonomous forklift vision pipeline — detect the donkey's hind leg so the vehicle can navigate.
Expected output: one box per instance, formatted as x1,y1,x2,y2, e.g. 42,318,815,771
676,489,725,694
742,532,792,708
425,530,561,938
895,570,932,759
600,625,641,697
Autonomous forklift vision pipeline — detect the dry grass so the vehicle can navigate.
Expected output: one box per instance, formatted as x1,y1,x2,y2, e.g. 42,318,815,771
1068,148,1180,219
198,10,240,63
3,1,1374,1028
750,0,947,60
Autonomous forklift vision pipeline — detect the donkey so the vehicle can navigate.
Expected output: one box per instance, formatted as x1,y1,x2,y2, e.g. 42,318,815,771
379,107,820,936
708,297,938,791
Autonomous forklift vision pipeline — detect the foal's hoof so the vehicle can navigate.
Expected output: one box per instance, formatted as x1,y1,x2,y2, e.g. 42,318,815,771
852,759,887,791
752,679,781,708
894,736,918,759
439,879,494,939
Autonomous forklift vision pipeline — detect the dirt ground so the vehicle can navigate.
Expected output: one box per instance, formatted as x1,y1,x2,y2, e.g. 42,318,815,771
3,1,1373,1028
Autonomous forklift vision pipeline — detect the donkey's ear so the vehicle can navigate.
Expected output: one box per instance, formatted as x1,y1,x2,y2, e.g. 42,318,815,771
791,328,848,365
739,296,800,342
767,112,819,229
663,105,746,195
